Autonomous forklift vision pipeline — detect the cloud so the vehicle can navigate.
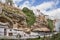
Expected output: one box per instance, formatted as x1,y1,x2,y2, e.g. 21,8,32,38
19,1,31,9
31,0,36,4
31,0,60,20
31,1,55,16
13,0,24,7
35,2,54,10
13,0,23,3
14,0,36,9
53,0,60,8
48,8,60,19
13,0,60,20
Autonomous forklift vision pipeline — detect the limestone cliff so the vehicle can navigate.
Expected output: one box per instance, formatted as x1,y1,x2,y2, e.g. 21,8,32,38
0,3,27,29
31,12,55,32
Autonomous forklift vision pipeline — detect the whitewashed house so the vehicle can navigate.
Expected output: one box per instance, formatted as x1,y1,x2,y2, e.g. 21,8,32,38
6,29,26,38
0,22,39,39
0,22,8,36
0,22,25,37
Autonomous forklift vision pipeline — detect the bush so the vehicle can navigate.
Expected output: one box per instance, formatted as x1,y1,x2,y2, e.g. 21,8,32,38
22,7,36,27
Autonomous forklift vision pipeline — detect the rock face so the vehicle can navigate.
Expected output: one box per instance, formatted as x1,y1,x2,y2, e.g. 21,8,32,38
31,10,50,32
0,3,27,29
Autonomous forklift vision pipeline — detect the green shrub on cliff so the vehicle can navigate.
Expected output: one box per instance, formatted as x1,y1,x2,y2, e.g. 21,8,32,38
22,7,36,27
47,19,54,32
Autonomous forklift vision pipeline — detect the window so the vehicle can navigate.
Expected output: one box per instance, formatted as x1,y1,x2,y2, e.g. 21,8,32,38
4,29,6,35
9,33,13,36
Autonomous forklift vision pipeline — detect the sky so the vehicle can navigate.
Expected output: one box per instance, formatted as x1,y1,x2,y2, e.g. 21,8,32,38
1,0,60,19
13,0,60,20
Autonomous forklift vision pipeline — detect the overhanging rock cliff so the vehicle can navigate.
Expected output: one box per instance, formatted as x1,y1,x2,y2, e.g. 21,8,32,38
0,3,27,29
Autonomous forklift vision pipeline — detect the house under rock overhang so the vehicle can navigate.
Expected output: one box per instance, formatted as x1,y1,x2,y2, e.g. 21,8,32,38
0,2,27,29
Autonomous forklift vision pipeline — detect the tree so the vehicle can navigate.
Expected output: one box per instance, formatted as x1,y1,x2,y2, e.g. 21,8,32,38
22,7,36,27
50,33,60,40
47,19,54,32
